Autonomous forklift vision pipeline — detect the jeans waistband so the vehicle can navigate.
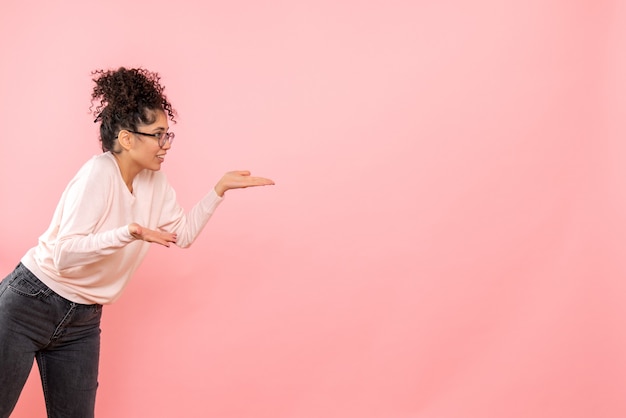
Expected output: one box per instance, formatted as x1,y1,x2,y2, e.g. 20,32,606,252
15,262,102,308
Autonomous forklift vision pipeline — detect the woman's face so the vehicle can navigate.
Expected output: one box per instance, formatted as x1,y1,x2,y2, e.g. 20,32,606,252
130,109,172,171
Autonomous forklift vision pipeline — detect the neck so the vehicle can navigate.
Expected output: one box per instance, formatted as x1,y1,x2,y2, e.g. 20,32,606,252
112,152,140,193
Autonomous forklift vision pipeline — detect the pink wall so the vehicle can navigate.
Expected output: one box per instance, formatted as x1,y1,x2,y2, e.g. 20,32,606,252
1,1,625,417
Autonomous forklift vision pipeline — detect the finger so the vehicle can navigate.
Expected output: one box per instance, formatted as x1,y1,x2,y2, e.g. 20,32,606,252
158,235,176,246
147,237,169,247
247,177,275,185
157,236,176,244
156,229,177,242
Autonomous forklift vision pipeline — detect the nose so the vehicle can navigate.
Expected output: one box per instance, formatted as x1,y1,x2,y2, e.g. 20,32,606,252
161,138,172,150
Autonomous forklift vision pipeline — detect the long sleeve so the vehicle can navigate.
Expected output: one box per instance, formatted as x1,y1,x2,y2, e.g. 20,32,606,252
157,183,223,248
47,156,136,272
22,152,225,305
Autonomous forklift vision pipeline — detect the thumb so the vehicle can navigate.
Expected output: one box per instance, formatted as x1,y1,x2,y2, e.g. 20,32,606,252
129,223,142,236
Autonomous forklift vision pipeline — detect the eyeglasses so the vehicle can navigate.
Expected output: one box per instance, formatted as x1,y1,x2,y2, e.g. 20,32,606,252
128,130,175,148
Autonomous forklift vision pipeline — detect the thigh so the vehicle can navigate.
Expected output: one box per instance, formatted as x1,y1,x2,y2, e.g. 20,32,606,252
37,304,102,418
0,265,44,417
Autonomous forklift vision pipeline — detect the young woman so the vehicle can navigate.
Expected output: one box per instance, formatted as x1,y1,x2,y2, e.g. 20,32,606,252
0,67,274,418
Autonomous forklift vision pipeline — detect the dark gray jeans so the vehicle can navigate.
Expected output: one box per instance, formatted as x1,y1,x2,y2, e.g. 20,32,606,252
0,263,102,418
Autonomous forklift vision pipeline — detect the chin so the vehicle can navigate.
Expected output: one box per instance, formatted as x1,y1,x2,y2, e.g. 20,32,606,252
146,164,162,171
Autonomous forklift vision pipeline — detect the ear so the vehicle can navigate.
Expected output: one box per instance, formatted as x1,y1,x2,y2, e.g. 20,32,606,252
117,130,133,151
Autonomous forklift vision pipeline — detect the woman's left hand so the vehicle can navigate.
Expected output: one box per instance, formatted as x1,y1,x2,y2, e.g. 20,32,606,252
214,171,275,197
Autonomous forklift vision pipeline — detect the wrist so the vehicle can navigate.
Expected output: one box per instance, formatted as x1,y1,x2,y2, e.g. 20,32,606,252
128,223,140,239
214,183,226,197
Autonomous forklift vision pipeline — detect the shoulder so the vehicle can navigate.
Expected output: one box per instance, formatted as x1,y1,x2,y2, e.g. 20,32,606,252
68,152,119,189
90,152,119,173
72,152,115,172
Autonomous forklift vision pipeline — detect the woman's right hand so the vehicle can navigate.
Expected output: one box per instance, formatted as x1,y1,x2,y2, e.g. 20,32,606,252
129,223,177,247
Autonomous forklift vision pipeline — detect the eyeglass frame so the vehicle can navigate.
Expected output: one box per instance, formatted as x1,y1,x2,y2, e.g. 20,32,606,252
127,130,175,148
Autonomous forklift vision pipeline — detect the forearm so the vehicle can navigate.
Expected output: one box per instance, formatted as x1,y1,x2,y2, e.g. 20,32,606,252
162,189,224,248
52,226,135,272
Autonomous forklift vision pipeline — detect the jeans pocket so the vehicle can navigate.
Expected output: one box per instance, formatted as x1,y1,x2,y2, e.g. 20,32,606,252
8,266,50,299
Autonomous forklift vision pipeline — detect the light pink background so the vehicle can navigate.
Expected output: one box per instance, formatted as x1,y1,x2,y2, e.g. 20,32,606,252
1,1,625,417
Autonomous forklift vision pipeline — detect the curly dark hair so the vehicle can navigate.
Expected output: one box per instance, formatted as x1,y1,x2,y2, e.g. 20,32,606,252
90,67,177,153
